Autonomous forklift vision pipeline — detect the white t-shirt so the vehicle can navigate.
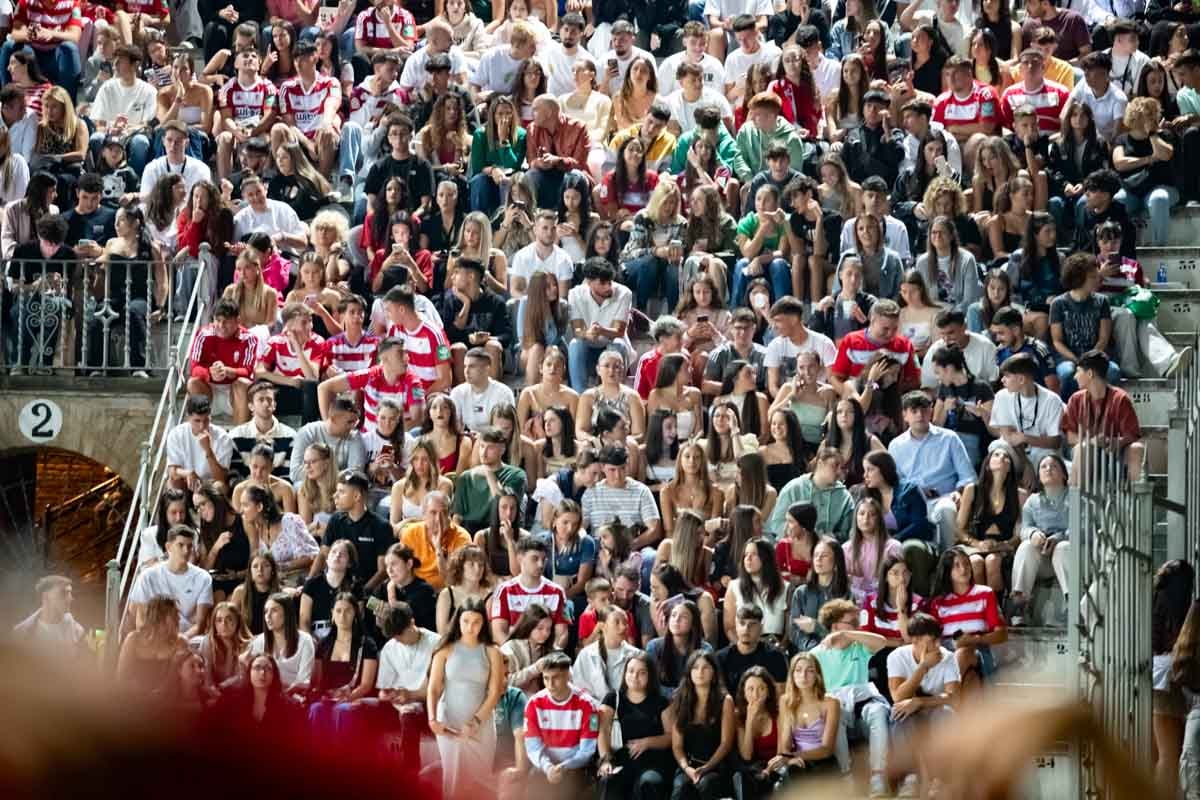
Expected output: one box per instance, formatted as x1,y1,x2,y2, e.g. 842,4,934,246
886,644,961,697
763,329,838,380
139,156,212,198
249,630,316,687
510,242,575,287
234,200,308,241
1067,81,1127,143
664,88,734,135
451,379,517,432
378,628,441,712
370,292,443,334
724,41,782,92
920,333,998,388
990,385,1065,467
128,561,214,630
703,0,772,19
164,421,234,480
812,56,841,100
657,52,727,96
544,43,597,97
472,46,526,93
398,46,468,92
92,77,159,124
602,46,656,94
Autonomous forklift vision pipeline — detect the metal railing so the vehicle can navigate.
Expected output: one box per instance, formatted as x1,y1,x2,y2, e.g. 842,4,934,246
1,250,215,375
1069,438,1155,800
103,245,216,668
1168,332,1200,567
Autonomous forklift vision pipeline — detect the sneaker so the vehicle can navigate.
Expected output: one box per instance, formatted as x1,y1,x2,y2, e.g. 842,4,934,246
8,367,22,376
132,370,149,379
897,774,919,798
869,773,890,798
1167,346,1194,379
88,370,105,377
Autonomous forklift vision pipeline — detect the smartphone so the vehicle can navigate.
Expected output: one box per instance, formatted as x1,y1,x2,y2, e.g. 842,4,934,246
512,200,527,212
392,243,404,253
669,238,683,250
78,238,97,249
380,444,394,460
608,57,619,72
697,314,709,323
663,593,686,613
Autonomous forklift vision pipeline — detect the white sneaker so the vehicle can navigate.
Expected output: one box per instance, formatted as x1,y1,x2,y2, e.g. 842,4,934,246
8,367,23,376
898,775,920,798
132,370,149,379
869,773,890,797
1167,346,1194,379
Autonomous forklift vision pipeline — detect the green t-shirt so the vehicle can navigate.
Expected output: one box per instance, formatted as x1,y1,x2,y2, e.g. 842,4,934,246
811,641,873,690
736,212,783,252
1179,86,1200,117
452,464,527,528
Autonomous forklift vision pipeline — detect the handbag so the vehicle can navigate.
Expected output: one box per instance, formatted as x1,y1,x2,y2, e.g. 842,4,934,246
1121,167,1153,195
1123,286,1160,321
610,691,625,751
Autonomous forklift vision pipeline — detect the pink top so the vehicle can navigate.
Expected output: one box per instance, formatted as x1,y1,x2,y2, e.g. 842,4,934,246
843,536,902,606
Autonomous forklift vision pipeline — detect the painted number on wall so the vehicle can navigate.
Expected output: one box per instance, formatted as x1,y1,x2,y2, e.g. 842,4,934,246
19,399,63,443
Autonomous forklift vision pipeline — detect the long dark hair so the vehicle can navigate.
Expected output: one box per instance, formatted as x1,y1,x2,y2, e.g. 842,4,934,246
540,405,577,460
968,447,1020,538
931,545,973,598
1060,99,1099,160
646,408,679,466
26,170,56,224
485,487,522,572
194,480,235,554
847,497,888,585
585,220,620,270
613,136,647,203
371,180,409,248
734,664,780,724
620,650,663,700
768,406,808,464
314,592,367,664
180,181,230,253
239,553,279,635
707,400,742,466
1020,211,1057,282
806,535,850,598
969,28,1002,91
1153,560,1196,654
669,649,726,731
263,592,300,660
231,653,287,714
875,552,920,618
244,484,283,527
657,595,704,687
734,452,769,510
862,449,899,493
978,268,1013,329
720,359,760,436
154,488,190,553
558,169,593,229
737,537,785,607
823,397,870,477
508,602,556,660
434,596,494,656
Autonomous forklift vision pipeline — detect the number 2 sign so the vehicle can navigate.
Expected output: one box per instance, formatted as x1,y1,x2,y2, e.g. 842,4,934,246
19,399,63,443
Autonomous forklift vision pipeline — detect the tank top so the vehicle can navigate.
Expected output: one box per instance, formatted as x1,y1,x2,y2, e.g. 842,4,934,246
791,714,827,753
790,400,828,444
767,461,803,494
438,435,463,474
683,720,724,765
973,491,1019,543
591,388,631,426
752,717,778,762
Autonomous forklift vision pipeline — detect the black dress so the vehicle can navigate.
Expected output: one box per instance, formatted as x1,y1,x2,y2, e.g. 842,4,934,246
767,461,804,495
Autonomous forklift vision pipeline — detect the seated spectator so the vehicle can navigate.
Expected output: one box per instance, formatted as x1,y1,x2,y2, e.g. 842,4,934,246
810,256,874,343
581,444,662,550
88,45,156,173
841,89,905,188
491,536,570,647
829,299,921,402
231,443,298,516
1067,51,1127,145
1009,452,1070,626
620,177,688,315
1074,169,1135,259
596,651,673,798
232,175,309,251
311,470,390,596
843,497,902,604
6,211,72,371
928,345,995,471
888,391,976,549
369,543,439,635
1050,253,1121,398
988,305,1057,391
955,441,1025,595
1001,48,1068,133
1061,349,1145,480
318,337,426,436
382,284,454,395
240,486,320,586
885,611,961,796
571,605,641,700
116,594,188,688
526,93,591,210
128,525,213,637
667,650,736,797
915,215,983,313
861,554,926,655
523,651,600,793
928,547,1007,690
288,396,366,485
246,592,316,695
396,490,471,591
717,604,788,692
723,534,790,642
768,447,852,538
166,394,232,492
190,601,251,687
0,0,84,99
921,308,998,389
469,94,526,216
933,57,998,173
192,482,250,600
1047,101,1109,233
500,602,561,696
835,213,902,301
256,302,329,425
436,541,499,634
11,574,87,658
372,603,440,774
764,296,836,397
1113,96,1178,247
733,183,791,309
990,351,1065,483
439,259,512,381
307,593,379,735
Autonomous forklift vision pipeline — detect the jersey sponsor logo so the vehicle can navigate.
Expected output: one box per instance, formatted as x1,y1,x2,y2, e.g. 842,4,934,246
436,345,450,360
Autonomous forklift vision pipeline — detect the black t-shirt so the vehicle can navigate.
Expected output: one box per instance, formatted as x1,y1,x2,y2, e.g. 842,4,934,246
366,577,438,643
364,155,435,211
717,642,789,692
64,206,116,246
302,572,361,637
419,210,463,255
322,510,392,586
8,242,76,284
601,688,671,768
268,174,324,223
314,634,379,693
936,379,995,443
1114,133,1175,194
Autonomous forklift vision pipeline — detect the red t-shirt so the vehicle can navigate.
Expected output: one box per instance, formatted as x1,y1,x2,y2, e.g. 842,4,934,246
345,364,426,433
1000,80,1069,132
597,170,659,216
1061,385,1141,444
929,584,1002,637
188,324,258,384
933,82,999,130
831,329,921,385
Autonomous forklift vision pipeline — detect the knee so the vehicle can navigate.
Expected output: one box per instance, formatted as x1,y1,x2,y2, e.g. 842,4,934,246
985,553,1002,568
969,553,984,570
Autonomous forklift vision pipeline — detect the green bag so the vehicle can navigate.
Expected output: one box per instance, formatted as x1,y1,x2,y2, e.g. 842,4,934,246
1123,286,1160,321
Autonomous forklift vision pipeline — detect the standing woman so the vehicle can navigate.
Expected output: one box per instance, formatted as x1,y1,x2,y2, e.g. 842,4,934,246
661,442,723,535
246,592,316,694
723,538,789,643
842,497,902,605
787,537,851,653
716,360,769,442
427,597,506,800
956,443,1025,595
231,553,281,636
669,650,736,800
917,215,983,312
769,653,840,781
761,408,809,495
517,349,579,439
648,353,705,442
733,666,782,800
1153,559,1195,790
598,652,674,800
436,545,495,635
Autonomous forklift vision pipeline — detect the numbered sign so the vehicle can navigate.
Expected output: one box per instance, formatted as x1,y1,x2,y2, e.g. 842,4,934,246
18,399,63,443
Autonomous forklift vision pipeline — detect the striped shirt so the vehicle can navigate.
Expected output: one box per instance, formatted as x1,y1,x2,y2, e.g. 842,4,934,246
579,478,660,530
13,0,83,40
259,333,329,380
345,365,425,434
490,576,568,627
388,320,449,389
830,329,921,385
929,584,1002,637
325,330,380,374
860,593,925,641
524,688,600,772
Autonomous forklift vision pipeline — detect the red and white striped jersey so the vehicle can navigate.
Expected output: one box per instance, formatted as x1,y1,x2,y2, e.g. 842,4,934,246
115,0,167,16
830,329,921,385
354,6,414,50
524,688,600,764
349,80,402,127
861,593,925,641
929,584,1002,638
387,320,449,390
490,576,568,627
278,74,339,137
13,0,82,39
218,76,277,126
345,365,426,433
259,333,329,380
325,330,380,374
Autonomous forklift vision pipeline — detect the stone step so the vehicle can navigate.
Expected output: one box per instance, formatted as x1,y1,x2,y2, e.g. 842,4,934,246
1144,288,1200,334
1141,205,1200,247
1124,379,1177,427
1139,247,1200,288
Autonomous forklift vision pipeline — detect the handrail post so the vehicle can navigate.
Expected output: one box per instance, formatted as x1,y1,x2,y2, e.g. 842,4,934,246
103,558,121,673
1169,407,1189,562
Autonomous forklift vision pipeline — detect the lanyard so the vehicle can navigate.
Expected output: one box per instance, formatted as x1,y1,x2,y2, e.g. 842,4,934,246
1016,389,1040,433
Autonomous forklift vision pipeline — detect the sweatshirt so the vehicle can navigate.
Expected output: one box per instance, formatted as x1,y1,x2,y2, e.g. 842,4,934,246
766,474,853,540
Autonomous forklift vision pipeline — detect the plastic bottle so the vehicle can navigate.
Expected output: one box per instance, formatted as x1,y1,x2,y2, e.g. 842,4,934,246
1158,262,1169,284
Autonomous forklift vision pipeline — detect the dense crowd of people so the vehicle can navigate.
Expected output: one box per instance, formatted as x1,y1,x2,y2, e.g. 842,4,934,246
8,0,1200,794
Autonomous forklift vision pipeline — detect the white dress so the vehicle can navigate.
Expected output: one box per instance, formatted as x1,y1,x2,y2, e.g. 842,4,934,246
437,641,497,799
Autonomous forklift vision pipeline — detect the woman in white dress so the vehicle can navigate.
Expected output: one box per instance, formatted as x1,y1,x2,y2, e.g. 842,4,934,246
428,597,505,800
240,485,319,587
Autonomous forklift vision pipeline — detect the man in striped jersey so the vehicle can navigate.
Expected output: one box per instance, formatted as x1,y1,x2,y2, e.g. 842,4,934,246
523,652,600,797
317,337,426,435
186,298,257,423
383,284,453,395
323,295,379,375
256,303,330,425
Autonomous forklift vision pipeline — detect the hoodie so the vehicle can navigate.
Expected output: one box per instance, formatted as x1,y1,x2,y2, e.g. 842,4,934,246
767,474,854,540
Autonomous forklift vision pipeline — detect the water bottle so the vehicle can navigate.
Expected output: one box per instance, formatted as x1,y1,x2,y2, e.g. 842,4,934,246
945,403,958,430
1158,262,1169,284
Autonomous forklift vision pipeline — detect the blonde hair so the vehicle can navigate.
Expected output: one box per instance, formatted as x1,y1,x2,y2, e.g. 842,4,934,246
780,652,827,715
509,21,534,47
227,249,267,323
38,86,80,143
310,209,349,247
299,443,337,513
1124,96,1162,130
456,211,494,260
670,509,709,586
646,174,683,223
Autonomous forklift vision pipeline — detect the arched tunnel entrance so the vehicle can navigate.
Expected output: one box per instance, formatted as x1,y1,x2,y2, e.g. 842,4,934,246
0,448,130,633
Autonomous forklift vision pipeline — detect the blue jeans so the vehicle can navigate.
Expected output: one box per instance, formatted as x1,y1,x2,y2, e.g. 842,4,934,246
731,256,790,308
568,338,607,393
1055,358,1122,400
1116,186,1180,246
338,120,364,181
89,131,152,173
625,254,680,312
688,0,706,20
469,172,503,215
1047,193,1088,234
0,42,81,99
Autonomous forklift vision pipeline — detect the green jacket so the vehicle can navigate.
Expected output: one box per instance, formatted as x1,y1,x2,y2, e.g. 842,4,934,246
469,126,527,177
670,126,752,183
767,474,853,540
735,118,811,183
